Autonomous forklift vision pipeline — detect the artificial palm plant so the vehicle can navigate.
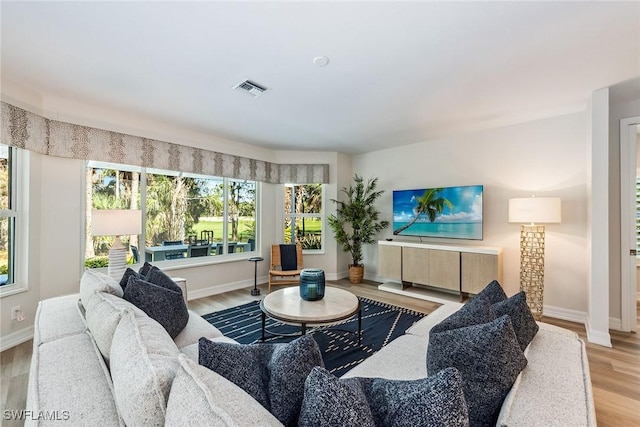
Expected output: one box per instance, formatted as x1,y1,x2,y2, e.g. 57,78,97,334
328,175,389,283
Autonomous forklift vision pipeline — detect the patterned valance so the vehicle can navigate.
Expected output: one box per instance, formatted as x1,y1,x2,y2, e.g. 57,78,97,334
1,102,329,184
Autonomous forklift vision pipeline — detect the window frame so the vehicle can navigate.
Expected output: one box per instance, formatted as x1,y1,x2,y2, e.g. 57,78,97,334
283,183,325,254
0,145,28,297
85,161,259,269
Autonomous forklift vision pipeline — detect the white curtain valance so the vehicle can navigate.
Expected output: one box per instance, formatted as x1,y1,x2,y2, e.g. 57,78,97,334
1,102,329,184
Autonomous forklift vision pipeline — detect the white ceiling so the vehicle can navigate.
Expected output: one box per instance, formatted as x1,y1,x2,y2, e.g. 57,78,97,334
2,1,639,154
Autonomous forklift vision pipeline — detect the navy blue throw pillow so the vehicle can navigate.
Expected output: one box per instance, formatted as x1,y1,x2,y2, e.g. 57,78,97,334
199,334,324,427
492,291,539,351
138,261,153,277
299,367,470,427
119,268,142,292
430,295,495,335
474,280,507,304
427,315,527,427
123,275,189,338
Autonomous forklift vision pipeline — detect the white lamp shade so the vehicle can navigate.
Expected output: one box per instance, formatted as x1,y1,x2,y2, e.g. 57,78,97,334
508,197,561,224
92,209,142,236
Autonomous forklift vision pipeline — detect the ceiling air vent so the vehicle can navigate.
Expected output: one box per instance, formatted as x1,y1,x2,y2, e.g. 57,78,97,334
233,79,269,98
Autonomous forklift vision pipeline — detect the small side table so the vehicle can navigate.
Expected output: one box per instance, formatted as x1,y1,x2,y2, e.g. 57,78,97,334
248,257,264,296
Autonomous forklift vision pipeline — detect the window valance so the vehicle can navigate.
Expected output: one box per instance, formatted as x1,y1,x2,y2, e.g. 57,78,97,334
1,102,329,184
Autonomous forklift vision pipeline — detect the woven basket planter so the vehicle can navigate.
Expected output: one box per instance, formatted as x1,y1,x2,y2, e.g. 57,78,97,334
348,265,364,284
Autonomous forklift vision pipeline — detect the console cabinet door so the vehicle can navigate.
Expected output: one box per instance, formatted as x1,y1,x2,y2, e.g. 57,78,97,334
378,245,402,281
429,249,460,291
461,253,499,294
402,247,429,285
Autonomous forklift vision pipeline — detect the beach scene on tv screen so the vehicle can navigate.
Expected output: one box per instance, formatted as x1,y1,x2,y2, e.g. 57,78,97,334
392,185,483,240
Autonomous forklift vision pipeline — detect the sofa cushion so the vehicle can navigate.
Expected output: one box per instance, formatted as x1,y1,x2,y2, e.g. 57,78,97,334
492,291,539,350
166,354,283,427
497,326,596,426
341,334,428,381
174,310,226,349
79,268,123,306
124,275,189,338
26,330,125,426
300,366,470,427
474,279,507,303
84,291,145,364
430,295,495,335
404,302,464,337
199,334,323,427
427,315,527,427
33,294,87,345
110,310,180,427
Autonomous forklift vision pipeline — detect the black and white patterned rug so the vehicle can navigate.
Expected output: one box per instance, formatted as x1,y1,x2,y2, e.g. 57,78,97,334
203,297,427,377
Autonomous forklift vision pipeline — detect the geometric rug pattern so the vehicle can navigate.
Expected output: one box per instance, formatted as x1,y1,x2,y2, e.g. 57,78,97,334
203,297,427,377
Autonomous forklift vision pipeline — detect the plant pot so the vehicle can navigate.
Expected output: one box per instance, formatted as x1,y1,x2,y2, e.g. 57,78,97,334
348,264,364,284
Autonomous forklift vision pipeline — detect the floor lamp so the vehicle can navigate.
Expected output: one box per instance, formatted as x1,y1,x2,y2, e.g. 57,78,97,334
92,209,142,280
508,197,561,320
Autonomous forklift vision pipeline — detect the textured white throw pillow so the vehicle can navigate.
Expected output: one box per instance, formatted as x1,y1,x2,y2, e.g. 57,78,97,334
84,291,144,364
79,269,124,306
110,310,180,427
166,354,283,427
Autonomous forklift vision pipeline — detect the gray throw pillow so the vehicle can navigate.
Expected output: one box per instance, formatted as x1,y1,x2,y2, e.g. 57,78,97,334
430,295,495,335
123,276,189,338
492,291,539,350
299,367,376,427
474,279,507,304
427,315,527,427
145,266,183,294
139,261,153,276
299,366,470,427
198,334,324,427
119,268,143,292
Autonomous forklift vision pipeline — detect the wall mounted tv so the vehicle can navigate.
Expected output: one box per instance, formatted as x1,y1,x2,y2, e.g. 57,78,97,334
392,185,483,240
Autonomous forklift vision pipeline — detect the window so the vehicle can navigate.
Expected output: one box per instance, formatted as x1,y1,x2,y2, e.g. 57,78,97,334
0,145,16,286
284,184,324,250
86,161,258,266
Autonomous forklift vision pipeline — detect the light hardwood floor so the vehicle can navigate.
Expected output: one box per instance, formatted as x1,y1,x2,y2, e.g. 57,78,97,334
1,280,639,426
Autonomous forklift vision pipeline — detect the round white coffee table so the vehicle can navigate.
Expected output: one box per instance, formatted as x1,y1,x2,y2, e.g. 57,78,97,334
260,286,361,343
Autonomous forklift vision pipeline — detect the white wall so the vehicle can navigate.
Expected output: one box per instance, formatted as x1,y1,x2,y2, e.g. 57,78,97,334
353,112,590,316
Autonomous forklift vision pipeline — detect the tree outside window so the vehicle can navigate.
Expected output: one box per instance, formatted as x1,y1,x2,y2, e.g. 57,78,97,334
284,184,323,250
85,161,258,266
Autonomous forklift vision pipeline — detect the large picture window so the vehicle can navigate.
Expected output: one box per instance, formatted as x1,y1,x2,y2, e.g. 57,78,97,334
284,183,324,250
86,161,258,266
0,145,16,287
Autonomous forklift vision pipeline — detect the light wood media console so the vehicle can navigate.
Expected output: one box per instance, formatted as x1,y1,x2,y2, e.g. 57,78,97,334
377,240,503,303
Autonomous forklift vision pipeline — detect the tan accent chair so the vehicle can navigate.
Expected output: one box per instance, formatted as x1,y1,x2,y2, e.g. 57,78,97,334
268,244,303,292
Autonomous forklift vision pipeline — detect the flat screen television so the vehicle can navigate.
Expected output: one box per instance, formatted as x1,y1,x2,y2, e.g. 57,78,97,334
392,185,483,240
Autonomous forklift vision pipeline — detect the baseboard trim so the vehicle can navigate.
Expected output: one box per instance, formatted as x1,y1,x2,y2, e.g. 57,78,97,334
0,325,34,352
187,277,261,301
586,317,612,347
542,305,587,324
609,317,622,331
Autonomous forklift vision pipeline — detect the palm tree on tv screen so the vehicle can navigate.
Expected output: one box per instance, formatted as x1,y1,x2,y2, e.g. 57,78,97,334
393,188,453,235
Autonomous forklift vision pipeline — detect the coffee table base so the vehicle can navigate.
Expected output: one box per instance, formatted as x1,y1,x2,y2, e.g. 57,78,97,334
260,309,362,345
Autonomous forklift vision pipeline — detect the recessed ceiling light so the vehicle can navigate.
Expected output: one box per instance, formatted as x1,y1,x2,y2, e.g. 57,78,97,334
313,56,330,67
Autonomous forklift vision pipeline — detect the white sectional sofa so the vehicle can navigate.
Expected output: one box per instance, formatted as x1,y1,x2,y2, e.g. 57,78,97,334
25,271,596,426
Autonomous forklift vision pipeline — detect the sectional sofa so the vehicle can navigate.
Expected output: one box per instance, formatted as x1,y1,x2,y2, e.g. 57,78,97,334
25,269,595,426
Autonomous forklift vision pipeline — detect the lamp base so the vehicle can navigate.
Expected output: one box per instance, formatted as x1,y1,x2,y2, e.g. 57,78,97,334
107,244,128,281
520,225,545,320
